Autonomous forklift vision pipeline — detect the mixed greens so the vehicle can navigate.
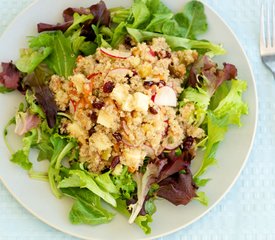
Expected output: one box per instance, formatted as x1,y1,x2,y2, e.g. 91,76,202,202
0,0,248,234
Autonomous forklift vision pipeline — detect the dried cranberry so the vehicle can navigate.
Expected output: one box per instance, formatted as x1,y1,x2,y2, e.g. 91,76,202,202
110,156,120,169
143,81,154,89
103,81,115,93
90,112,97,122
113,132,122,142
165,51,171,58
88,127,96,136
92,101,105,109
182,136,194,151
149,107,158,115
159,80,166,86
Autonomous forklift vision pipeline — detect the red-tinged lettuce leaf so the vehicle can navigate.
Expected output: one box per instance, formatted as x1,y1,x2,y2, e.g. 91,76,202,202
155,138,197,206
158,150,194,183
0,62,20,90
128,159,167,224
158,137,195,182
14,111,40,136
89,0,110,26
38,1,110,34
63,7,91,22
23,64,57,128
157,169,197,206
38,22,73,33
187,55,238,95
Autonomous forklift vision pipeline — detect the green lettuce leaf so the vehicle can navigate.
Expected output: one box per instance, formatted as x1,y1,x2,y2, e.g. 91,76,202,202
194,191,209,206
16,47,52,74
10,128,39,170
213,80,248,126
48,134,77,198
62,188,114,225
58,169,117,207
194,111,228,179
95,172,120,195
111,166,136,200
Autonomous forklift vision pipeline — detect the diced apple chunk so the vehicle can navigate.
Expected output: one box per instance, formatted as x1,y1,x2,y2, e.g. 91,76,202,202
133,92,149,112
97,108,118,130
122,95,134,112
110,84,130,105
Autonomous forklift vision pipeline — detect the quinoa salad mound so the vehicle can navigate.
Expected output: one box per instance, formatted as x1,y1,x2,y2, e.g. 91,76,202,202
50,38,204,173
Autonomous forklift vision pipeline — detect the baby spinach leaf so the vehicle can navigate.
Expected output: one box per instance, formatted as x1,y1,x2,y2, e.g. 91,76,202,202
175,0,207,39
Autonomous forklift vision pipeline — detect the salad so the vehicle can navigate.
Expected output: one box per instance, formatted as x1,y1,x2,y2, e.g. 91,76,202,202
0,0,248,234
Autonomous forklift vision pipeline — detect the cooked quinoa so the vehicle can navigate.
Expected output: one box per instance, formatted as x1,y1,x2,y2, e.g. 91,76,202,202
49,37,204,173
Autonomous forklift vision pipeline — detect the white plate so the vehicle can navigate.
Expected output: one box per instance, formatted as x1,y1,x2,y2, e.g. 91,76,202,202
0,0,257,239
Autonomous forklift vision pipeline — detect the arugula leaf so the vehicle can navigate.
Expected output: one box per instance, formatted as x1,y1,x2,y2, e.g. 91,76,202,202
145,0,173,15
45,31,76,77
129,1,150,28
110,22,127,47
62,188,114,225
92,25,112,48
58,169,117,207
127,28,226,56
70,30,97,56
